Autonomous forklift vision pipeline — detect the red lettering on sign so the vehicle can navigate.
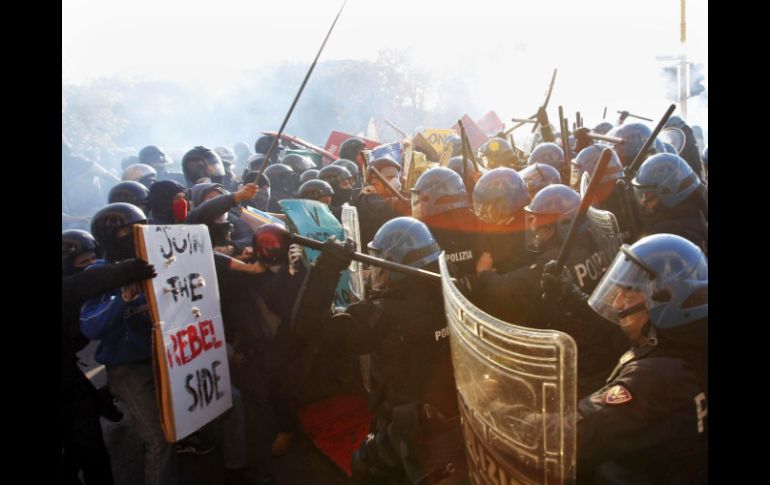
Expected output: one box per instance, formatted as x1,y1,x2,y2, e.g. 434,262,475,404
167,319,223,367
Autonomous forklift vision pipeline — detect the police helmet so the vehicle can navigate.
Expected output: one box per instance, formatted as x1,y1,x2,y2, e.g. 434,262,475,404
631,153,700,210
410,167,468,218
519,163,561,198
608,122,653,167
472,168,528,225
524,184,580,252
528,142,565,171
367,217,441,286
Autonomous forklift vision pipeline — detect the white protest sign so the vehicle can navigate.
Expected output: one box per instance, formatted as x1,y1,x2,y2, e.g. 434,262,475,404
135,224,232,442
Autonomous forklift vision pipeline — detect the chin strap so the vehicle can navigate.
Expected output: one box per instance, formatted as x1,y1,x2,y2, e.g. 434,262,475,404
641,322,658,347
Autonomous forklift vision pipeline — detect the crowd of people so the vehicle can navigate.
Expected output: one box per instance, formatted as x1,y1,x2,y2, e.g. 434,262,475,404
62,111,708,484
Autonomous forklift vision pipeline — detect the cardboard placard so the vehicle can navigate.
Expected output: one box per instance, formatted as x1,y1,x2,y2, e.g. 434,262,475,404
135,224,232,442
324,130,381,158
279,199,356,309
451,114,489,151
421,128,457,155
476,110,505,136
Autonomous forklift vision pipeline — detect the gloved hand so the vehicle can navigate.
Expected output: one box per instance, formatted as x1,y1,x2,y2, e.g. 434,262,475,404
540,260,588,307
117,258,157,281
315,236,356,274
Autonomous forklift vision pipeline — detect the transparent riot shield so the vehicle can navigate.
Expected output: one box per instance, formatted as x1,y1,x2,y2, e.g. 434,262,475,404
341,204,372,392
439,256,577,484
585,205,624,275
341,204,365,302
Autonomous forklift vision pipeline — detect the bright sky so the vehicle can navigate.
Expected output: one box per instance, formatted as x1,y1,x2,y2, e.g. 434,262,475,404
62,0,708,126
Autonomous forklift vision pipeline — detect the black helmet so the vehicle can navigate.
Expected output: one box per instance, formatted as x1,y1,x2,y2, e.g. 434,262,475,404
299,168,320,185
319,165,354,206
62,229,100,276
281,153,316,173
247,154,268,172
297,179,334,201
339,137,365,161
263,163,296,189
108,181,150,213
242,170,271,187
90,203,147,261
255,134,279,156
121,163,157,189
332,158,361,183
318,165,353,189
138,145,170,167
182,146,225,186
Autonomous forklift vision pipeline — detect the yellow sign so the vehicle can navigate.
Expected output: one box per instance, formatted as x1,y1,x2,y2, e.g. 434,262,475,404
422,128,457,155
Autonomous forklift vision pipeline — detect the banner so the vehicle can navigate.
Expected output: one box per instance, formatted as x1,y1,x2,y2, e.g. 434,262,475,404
476,110,505,136
452,114,489,151
135,224,233,442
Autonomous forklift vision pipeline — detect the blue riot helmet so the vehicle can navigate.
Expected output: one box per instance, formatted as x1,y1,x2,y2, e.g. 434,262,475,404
480,137,516,169
62,229,101,276
410,167,469,219
588,234,707,329
367,216,441,289
661,141,678,154
524,184,580,252
472,168,529,225
593,122,614,135
573,145,623,184
519,163,562,199
608,122,653,167
299,169,319,185
121,163,157,189
108,180,150,214
631,153,700,212
528,142,565,171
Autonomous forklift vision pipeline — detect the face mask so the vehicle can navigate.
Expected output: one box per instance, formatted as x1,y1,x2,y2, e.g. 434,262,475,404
110,234,136,262
172,197,188,223
389,177,402,192
332,188,353,206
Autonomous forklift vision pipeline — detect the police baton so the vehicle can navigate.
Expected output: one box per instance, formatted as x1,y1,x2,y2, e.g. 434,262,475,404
287,233,446,283
256,0,347,180
369,166,410,204
558,105,572,185
553,147,613,271
623,103,676,180
587,133,624,144
616,110,653,122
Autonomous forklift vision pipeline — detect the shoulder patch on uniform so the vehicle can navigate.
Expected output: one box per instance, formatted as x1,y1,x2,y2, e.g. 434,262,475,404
603,384,633,405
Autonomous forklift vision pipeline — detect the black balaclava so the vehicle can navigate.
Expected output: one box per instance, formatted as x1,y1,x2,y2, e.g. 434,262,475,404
148,180,187,224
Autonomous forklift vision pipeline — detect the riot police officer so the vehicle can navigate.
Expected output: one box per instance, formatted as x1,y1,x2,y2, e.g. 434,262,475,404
291,217,467,484
542,234,707,484
631,153,708,254
411,167,481,278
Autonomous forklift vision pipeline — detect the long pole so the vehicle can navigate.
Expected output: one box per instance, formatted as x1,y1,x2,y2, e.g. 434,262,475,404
256,1,348,180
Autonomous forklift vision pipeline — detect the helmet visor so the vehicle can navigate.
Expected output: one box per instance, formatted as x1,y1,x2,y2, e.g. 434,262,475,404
588,245,660,325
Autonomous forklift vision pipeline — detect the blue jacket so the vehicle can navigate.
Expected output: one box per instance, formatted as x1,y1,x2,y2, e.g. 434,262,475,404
80,259,154,366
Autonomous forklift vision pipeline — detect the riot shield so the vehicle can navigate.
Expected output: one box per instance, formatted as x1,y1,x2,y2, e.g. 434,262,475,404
439,256,577,484
341,204,365,302
585,205,624,274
